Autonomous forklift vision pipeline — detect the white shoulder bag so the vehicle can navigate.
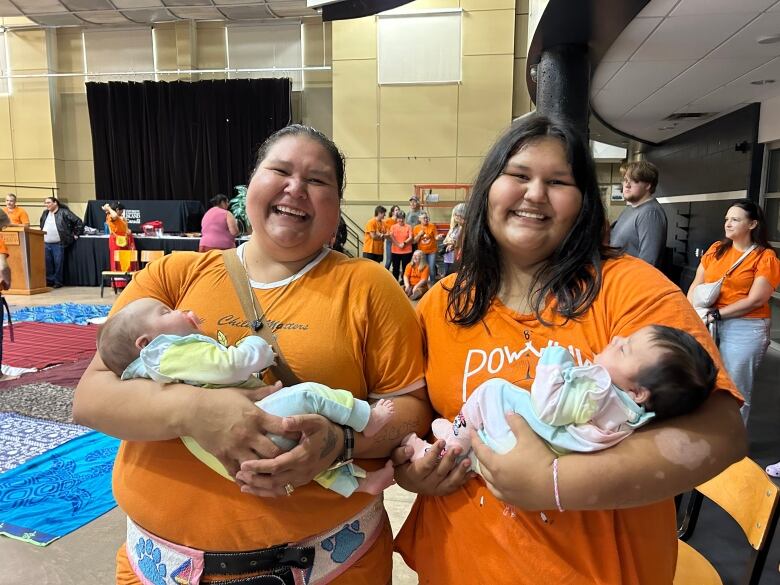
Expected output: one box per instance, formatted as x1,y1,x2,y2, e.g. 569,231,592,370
691,244,756,318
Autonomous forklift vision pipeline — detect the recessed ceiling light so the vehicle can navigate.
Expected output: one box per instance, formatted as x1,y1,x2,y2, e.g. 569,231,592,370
757,34,780,45
750,79,776,85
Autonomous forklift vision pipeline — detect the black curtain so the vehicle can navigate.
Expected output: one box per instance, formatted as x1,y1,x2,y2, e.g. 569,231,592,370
86,79,291,203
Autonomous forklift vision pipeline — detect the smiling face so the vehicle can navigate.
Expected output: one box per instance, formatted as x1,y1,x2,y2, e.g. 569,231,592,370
594,326,666,401
486,137,583,270
246,135,341,262
724,205,757,244
44,198,58,213
5,195,16,209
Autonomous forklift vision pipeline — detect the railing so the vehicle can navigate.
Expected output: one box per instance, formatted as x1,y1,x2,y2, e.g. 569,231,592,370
0,184,59,198
340,213,363,259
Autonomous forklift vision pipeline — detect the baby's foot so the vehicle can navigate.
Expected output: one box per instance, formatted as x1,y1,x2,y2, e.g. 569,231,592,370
401,433,433,462
356,460,395,495
363,399,395,437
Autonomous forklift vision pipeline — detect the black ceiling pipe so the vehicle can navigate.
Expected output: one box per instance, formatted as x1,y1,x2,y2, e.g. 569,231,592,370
536,44,590,138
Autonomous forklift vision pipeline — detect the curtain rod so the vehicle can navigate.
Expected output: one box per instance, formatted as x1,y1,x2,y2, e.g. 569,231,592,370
0,65,332,79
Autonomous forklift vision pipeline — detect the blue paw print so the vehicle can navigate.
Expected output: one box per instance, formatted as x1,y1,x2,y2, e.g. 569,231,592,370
134,537,167,585
321,521,365,564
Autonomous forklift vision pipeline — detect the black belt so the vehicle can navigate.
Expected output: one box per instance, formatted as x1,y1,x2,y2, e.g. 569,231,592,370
203,543,314,585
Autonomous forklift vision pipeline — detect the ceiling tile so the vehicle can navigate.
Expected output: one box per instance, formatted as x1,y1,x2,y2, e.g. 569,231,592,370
111,0,162,7
219,4,272,19
169,5,221,18
267,3,312,17
709,11,780,58
595,60,695,118
592,61,625,91
60,0,112,10
601,17,662,62
0,0,22,15
163,0,212,6
29,11,86,24
632,13,758,61
671,0,776,16
768,0,780,11
16,0,68,14
637,0,680,18
78,9,132,23
121,7,175,21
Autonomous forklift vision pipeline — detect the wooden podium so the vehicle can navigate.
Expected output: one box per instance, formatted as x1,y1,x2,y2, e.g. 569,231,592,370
0,226,49,295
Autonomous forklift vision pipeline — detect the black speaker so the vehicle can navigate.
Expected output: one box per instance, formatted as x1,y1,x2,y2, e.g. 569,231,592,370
321,0,415,21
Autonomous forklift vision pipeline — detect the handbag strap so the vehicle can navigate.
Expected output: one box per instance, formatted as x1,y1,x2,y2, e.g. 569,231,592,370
724,244,757,277
221,248,301,387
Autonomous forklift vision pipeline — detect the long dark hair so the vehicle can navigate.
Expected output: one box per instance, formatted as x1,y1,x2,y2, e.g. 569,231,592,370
714,198,770,259
447,114,618,326
253,124,346,199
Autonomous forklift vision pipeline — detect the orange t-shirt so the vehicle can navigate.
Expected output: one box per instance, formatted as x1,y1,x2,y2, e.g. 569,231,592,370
363,217,385,255
383,217,397,232
701,243,780,319
413,224,438,254
107,215,129,236
404,262,429,286
0,238,7,256
110,248,425,584
3,206,29,225
395,255,741,585
390,223,412,254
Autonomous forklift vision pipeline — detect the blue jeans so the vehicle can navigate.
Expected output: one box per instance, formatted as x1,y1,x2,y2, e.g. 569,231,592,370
384,239,392,269
718,317,770,424
45,242,65,287
425,252,437,281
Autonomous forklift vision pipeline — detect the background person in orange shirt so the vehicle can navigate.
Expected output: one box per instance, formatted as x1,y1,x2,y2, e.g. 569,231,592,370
3,193,29,226
383,204,400,269
413,211,442,280
390,210,413,282
687,199,780,426
403,250,430,300
362,205,386,262
392,114,745,585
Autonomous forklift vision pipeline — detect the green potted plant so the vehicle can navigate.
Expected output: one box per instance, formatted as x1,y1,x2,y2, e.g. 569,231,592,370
229,185,251,235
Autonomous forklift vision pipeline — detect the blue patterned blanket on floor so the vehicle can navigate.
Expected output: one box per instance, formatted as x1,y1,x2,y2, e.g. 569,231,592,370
0,430,119,546
0,413,90,472
10,303,111,325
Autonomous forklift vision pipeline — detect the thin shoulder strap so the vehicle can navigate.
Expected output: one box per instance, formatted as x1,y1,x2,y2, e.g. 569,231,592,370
724,244,757,276
221,248,301,387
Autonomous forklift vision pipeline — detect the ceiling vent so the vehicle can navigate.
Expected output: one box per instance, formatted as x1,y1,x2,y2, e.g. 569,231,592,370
664,112,713,121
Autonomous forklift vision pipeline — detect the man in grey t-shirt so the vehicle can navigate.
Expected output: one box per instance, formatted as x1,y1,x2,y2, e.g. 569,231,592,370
610,161,667,268
407,195,422,228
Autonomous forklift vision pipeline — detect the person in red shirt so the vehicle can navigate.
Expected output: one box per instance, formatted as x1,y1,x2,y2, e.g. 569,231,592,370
392,114,745,585
403,250,430,300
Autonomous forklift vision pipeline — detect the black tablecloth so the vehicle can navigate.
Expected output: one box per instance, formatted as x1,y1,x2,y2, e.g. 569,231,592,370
83,200,205,234
65,235,201,286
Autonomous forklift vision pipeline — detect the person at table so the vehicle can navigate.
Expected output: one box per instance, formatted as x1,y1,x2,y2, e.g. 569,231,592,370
3,193,29,226
73,124,429,585
392,113,746,585
199,194,239,252
40,196,83,289
103,202,136,275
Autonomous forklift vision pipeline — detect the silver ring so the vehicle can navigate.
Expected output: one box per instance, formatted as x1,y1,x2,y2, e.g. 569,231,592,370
284,483,295,496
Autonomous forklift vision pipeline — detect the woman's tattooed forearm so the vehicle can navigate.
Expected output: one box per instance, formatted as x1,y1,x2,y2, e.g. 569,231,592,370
320,426,337,458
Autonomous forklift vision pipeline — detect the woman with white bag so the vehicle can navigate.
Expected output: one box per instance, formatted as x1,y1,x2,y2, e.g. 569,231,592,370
687,199,779,424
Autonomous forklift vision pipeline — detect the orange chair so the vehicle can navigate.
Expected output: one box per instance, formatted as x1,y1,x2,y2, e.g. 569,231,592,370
100,249,138,297
674,457,780,585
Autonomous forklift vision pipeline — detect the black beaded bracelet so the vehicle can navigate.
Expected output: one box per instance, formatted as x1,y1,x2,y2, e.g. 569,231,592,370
711,309,722,321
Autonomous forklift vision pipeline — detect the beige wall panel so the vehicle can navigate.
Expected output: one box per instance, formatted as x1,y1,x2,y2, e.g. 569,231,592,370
14,159,56,184
0,97,12,159
333,60,377,159
332,17,375,61
341,202,378,228
57,184,94,206
343,182,377,201
303,22,325,66
513,57,533,117
57,160,94,185
346,157,378,184
56,32,84,74
303,70,332,88
323,22,332,66
0,159,15,183
10,80,54,159
8,30,47,71
379,157,456,184
463,0,515,10
517,0,529,13
302,87,333,137
462,10,515,56
155,25,178,71
379,85,458,158
515,13,528,55
403,0,460,9
58,93,92,161
378,183,425,201
458,54,513,157
456,156,482,184
56,76,86,94
196,25,226,70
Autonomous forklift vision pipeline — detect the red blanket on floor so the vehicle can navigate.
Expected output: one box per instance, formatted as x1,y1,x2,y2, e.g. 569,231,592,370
4,323,97,370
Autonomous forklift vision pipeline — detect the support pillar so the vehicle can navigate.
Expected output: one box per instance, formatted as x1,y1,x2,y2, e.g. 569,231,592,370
535,44,590,137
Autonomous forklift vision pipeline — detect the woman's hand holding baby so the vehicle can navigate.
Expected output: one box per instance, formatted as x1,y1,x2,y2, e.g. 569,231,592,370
236,414,345,497
391,440,472,496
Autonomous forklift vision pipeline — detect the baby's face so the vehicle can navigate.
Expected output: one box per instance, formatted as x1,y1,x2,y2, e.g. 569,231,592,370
593,326,665,398
132,299,202,339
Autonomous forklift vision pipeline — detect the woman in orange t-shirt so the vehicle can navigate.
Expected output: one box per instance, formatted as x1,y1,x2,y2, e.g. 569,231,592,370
403,250,430,300
102,202,136,278
392,114,746,585
413,211,442,280
383,205,400,269
687,199,779,425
